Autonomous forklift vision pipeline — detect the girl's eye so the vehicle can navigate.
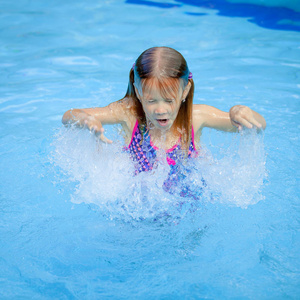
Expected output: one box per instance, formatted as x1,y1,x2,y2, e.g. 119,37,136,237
148,99,156,103
166,99,174,103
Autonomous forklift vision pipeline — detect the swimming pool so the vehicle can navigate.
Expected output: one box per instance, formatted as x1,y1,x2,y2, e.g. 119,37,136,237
0,0,299,298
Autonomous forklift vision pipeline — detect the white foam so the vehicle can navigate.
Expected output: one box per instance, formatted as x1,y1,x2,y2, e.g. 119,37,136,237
50,126,267,221
199,129,267,208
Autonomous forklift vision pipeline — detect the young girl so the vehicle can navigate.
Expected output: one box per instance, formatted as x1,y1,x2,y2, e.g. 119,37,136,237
62,46,266,175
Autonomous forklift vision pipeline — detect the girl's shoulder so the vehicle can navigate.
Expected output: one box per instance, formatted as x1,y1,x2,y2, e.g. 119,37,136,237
192,104,211,131
192,104,208,114
192,103,216,114
192,104,234,132
107,96,133,111
111,97,138,132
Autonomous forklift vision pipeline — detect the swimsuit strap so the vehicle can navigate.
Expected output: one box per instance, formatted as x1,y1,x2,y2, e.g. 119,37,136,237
126,120,198,173
128,120,197,151
127,120,139,149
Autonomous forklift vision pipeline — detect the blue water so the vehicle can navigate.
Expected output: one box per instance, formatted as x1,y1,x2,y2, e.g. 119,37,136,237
1,0,299,299
129,0,300,31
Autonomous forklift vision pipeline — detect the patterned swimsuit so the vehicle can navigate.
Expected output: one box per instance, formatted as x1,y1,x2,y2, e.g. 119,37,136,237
125,120,198,174
124,121,201,197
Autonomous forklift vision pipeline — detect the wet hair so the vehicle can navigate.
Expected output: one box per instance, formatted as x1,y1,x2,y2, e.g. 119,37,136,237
124,46,194,150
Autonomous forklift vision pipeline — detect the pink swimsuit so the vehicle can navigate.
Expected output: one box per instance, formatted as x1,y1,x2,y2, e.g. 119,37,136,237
124,121,205,198
125,120,198,174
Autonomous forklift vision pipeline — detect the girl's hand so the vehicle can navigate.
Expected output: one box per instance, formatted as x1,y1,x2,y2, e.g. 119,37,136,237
229,105,263,131
83,116,113,144
62,108,114,143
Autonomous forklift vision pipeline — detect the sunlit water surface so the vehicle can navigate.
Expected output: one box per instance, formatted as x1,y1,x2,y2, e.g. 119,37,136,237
0,0,299,299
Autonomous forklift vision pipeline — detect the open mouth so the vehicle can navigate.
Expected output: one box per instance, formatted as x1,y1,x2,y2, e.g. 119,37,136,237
156,119,169,126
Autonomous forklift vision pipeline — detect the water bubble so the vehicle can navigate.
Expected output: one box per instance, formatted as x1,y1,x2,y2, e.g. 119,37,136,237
50,126,267,222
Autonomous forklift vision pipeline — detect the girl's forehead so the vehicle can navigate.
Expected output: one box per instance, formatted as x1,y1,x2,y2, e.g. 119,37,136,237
142,87,178,100
141,78,183,100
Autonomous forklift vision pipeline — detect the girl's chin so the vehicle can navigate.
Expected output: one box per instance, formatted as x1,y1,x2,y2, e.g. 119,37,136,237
155,120,175,131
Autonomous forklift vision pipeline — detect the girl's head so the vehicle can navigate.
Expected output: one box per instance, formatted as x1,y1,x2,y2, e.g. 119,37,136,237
125,46,194,147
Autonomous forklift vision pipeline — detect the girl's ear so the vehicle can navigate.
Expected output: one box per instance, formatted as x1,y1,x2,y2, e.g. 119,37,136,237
181,81,191,101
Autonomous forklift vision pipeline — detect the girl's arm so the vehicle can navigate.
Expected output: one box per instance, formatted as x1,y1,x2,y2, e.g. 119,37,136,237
193,104,266,132
62,99,134,143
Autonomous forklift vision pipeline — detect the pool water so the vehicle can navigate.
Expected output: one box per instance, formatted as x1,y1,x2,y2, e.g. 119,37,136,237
0,0,299,298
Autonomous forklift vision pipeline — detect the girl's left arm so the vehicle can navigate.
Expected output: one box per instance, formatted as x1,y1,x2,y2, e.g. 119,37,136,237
193,104,266,132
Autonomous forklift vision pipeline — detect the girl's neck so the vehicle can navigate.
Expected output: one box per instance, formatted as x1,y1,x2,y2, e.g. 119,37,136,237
147,125,181,150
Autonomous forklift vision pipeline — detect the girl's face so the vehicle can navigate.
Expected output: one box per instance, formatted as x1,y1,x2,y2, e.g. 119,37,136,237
134,81,191,132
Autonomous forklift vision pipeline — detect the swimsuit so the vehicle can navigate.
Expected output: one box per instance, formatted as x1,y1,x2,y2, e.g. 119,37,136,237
125,120,198,174
124,121,203,198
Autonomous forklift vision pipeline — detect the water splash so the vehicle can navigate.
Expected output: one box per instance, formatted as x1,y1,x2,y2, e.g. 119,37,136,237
50,126,267,221
199,129,267,208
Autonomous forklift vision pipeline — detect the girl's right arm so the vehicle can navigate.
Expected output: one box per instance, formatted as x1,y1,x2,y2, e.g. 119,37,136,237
62,99,134,143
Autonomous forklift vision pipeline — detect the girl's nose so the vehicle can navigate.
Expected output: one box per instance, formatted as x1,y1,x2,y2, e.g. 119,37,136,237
154,104,167,115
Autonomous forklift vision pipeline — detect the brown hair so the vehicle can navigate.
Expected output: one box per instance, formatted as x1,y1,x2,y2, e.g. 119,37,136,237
123,46,194,150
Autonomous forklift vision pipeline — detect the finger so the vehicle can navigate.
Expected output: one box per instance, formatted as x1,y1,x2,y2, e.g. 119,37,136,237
232,120,240,128
81,120,88,127
99,133,113,144
89,124,102,133
91,125,101,132
246,116,262,128
231,120,243,131
92,126,106,138
233,117,253,129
